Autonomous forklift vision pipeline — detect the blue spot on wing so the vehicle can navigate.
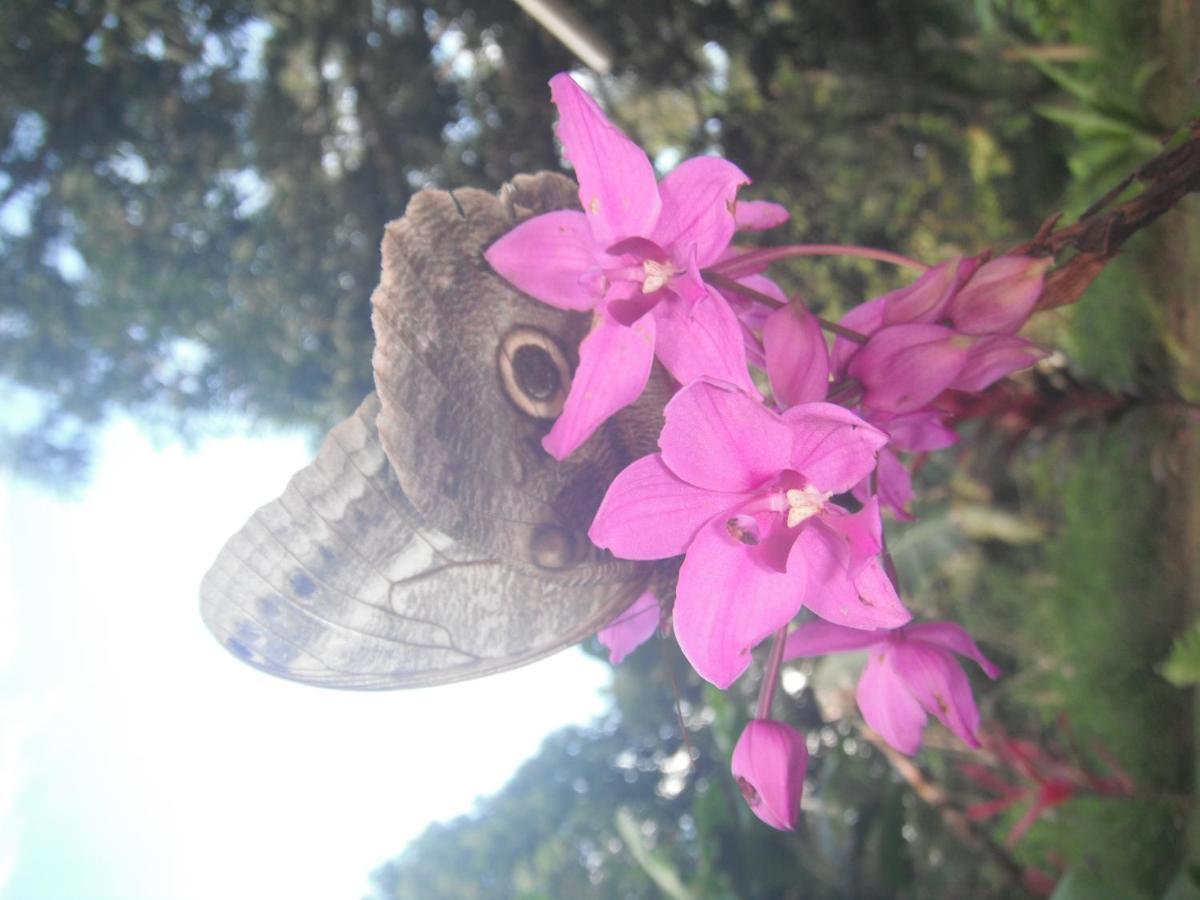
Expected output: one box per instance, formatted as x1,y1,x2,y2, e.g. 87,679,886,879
227,637,254,661
264,638,300,666
290,571,316,600
258,595,285,621
252,595,326,662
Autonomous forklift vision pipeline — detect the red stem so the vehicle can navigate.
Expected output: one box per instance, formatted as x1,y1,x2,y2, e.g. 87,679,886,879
755,627,789,720
712,243,929,278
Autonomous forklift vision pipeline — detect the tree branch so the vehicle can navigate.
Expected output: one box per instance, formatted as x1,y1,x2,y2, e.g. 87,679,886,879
1010,121,1200,312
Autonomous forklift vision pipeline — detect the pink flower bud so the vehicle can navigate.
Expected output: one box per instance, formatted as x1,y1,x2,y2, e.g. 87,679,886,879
882,256,978,325
950,335,1045,392
847,324,969,414
731,719,809,831
947,256,1051,335
764,303,830,407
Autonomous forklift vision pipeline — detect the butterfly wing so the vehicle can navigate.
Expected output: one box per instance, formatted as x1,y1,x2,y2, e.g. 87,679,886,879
200,174,668,688
200,394,652,688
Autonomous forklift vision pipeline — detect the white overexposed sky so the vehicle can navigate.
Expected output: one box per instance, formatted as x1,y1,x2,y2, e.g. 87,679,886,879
0,416,612,900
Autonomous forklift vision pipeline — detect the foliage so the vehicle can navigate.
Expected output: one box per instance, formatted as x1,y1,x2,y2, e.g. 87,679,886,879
2,0,1065,484
1162,620,1200,688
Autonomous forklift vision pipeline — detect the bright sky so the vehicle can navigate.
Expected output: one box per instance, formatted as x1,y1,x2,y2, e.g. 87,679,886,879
0,417,612,900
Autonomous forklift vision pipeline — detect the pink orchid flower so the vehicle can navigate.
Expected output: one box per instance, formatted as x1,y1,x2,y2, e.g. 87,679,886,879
785,619,1000,754
732,719,809,831
596,590,661,664
486,73,764,459
589,379,911,689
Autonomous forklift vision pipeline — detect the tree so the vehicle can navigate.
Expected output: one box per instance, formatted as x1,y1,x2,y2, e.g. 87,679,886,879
2,0,1060,484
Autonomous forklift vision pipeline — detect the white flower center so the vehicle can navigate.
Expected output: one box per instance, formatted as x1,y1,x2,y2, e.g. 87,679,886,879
641,259,678,294
785,485,830,527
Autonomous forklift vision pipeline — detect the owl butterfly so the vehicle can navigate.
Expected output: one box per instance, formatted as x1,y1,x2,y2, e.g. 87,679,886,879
200,172,675,688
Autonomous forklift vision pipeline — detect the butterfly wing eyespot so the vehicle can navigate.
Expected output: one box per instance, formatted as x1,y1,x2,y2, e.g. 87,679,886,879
529,522,582,570
497,326,572,420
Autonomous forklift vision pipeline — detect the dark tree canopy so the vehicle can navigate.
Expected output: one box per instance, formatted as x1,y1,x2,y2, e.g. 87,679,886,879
2,0,1067,484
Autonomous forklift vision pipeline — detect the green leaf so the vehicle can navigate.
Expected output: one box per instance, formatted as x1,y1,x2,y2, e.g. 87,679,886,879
953,504,1045,544
1160,620,1200,687
1033,104,1159,151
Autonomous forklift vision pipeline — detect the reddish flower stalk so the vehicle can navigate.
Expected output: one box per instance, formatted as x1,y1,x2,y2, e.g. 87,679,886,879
711,243,930,278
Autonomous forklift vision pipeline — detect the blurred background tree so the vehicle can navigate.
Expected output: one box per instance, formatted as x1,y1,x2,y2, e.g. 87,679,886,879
2,0,1080,485
4,0,1198,897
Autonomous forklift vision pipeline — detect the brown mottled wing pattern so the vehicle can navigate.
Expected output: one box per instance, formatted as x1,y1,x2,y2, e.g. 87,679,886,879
200,174,667,688
371,173,665,577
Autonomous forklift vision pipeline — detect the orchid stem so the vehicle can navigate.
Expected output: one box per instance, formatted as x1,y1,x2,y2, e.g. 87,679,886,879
701,270,783,308
755,627,789,721
660,630,698,765
870,468,904,592
826,378,864,407
713,244,929,277
702,271,869,344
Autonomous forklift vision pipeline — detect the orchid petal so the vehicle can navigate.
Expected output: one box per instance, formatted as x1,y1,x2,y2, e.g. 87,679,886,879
543,313,655,460
589,454,747,560
878,410,959,452
735,200,790,232
653,156,749,266
848,324,968,414
549,73,660,248
831,296,886,375
751,512,801,574
764,303,830,407
597,590,661,664
882,258,967,325
784,618,885,659
950,335,1043,392
906,622,1001,678
675,518,806,688
857,651,927,755
731,719,808,831
781,402,887,494
718,274,782,370
866,448,916,520
791,520,909,630
852,557,912,627
948,255,1050,335
652,288,757,394
658,380,791,493
820,498,884,573
484,210,604,311
890,640,983,748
